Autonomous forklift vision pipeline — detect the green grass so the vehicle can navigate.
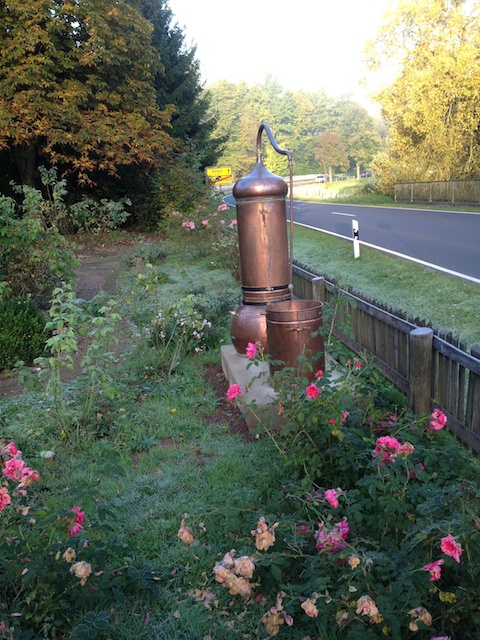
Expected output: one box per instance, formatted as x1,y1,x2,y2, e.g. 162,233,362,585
292,224,480,348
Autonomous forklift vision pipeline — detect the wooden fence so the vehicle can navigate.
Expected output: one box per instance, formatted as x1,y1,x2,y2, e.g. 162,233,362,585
292,262,480,454
395,179,480,204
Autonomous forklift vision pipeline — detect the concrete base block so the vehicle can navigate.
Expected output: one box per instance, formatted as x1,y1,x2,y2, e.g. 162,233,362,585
220,344,280,431
220,344,343,433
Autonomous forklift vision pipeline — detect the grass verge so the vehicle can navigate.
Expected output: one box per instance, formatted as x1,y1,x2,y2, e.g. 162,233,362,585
292,224,480,348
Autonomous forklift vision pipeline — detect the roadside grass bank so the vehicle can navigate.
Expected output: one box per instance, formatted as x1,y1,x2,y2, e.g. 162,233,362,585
292,224,480,348
291,182,480,211
2,218,480,639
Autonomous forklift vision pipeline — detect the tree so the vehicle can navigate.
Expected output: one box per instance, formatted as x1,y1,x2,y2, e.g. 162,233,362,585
366,0,480,189
133,0,225,170
314,131,349,182
335,99,382,179
0,0,175,186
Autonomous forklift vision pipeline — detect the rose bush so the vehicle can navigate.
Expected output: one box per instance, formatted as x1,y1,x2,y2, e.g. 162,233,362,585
219,350,480,638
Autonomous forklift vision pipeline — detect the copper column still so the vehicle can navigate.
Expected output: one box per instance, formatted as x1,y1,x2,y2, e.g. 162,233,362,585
230,123,295,355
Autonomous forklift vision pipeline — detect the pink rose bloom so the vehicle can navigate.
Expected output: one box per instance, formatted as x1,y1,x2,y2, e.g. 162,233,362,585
315,369,323,378
226,384,243,401
305,383,321,399
429,408,447,431
68,506,85,537
373,435,403,465
431,637,451,640
202,219,209,226
0,487,11,511
422,559,444,581
218,203,229,211
245,342,259,359
5,442,19,456
2,458,26,481
440,534,462,563
324,489,340,509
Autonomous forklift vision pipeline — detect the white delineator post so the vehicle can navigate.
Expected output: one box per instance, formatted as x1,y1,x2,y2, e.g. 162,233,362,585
352,219,360,259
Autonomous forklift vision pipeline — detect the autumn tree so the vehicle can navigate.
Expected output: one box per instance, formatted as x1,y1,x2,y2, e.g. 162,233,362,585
314,131,349,182
366,0,480,190
0,0,175,187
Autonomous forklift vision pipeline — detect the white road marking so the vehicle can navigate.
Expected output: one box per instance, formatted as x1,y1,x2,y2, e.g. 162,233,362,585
294,221,480,285
331,211,355,217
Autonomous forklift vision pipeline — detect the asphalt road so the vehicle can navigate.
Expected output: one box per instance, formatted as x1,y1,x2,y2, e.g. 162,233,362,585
226,196,480,284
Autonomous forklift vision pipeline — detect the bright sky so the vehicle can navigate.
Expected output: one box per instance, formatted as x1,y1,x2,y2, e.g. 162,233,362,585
167,0,394,112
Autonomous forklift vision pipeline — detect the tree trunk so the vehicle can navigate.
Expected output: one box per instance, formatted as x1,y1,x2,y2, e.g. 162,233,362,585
356,162,360,180
12,143,37,187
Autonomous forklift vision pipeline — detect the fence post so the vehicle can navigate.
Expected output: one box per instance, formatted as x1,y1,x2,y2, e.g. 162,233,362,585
311,277,325,302
409,327,433,414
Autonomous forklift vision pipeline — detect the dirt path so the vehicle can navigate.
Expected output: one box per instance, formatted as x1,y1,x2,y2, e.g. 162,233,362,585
0,243,128,400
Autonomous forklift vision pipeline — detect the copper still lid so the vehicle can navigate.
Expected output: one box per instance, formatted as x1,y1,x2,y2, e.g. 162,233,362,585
233,159,288,201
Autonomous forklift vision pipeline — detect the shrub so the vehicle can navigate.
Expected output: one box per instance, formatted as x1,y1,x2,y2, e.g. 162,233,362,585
218,349,480,639
0,298,45,370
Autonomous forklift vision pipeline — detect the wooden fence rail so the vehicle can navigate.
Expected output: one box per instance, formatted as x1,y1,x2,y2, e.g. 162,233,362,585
292,262,480,454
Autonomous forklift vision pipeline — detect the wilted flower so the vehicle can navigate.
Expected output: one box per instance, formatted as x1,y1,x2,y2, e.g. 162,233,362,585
213,550,254,597
261,592,293,636
251,516,279,551
233,555,255,579
408,606,432,631
356,595,379,618
440,533,462,563
177,517,194,545
314,518,349,552
301,596,318,618
63,547,77,563
70,561,92,586
348,555,361,569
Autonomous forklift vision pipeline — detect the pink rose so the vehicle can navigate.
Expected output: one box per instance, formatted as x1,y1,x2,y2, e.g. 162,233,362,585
2,458,26,481
440,534,462,563
324,488,340,509
0,487,11,511
245,342,259,359
226,384,243,402
422,559,444,581
429,408,447,431
373,435,403,465
305,383,321,399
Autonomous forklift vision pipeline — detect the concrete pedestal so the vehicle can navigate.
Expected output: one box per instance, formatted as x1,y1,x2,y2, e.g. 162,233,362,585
220,344,279,431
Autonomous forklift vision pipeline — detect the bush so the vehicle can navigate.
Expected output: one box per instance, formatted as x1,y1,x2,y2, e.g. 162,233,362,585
220,349,480,639
0,298,45,370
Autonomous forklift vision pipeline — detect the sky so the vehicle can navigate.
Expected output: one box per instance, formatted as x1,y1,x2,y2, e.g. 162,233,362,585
167,0,395,113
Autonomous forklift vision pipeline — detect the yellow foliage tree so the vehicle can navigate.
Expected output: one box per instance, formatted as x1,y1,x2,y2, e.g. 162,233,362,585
366,0,480,190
